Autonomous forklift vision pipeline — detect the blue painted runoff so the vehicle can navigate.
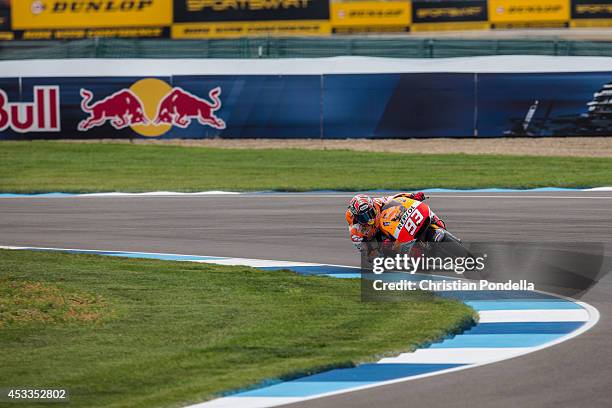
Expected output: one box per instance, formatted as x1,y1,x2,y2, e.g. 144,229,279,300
436,290,559,301
236,363,463,397
430,333,562,348
466,300,581,311
466,321,584,335
236,381,374,397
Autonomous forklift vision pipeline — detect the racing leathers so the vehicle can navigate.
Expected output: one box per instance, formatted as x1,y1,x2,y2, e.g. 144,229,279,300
345,192,445,251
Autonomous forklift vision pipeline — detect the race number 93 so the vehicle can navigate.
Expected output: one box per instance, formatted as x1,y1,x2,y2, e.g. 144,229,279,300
405,208,424,236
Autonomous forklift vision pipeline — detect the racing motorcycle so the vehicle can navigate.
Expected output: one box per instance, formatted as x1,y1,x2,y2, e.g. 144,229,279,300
365,195,472,260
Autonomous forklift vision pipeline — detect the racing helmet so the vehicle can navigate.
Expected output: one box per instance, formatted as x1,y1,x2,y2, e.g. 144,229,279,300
348,194,377,226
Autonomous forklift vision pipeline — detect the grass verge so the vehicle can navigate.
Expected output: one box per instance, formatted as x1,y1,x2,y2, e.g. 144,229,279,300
0,249,474,408
1,141,611,192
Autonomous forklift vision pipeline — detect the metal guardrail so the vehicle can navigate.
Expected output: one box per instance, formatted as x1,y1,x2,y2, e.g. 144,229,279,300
0,37,611,59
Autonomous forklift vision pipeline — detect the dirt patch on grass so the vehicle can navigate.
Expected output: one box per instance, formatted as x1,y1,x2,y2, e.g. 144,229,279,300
0,278,114,326
56,137,612,158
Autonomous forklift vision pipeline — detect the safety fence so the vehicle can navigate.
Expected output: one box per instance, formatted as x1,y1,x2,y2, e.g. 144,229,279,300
1,37,611,60
0,59,609,139
0,0,610,40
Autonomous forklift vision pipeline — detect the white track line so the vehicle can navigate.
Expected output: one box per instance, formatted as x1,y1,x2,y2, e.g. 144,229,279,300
188,397,302,408
192,259,321,267
378,348,532,364
1,191,612,199
0,195,611,199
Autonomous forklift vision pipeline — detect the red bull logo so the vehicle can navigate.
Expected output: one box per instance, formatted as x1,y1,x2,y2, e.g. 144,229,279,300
0,86,60,133
153,87,225,130
78,88,148,131
77,78,226,137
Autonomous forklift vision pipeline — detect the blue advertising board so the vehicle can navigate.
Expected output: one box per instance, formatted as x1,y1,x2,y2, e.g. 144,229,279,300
0,72,609,139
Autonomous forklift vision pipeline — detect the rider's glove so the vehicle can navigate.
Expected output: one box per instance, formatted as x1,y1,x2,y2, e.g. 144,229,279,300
411,192,426,202
351,234,364,251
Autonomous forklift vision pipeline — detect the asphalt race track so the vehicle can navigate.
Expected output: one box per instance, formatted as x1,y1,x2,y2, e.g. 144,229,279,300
1,192,611,408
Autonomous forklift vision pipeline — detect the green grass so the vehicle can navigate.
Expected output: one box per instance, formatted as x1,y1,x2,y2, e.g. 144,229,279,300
0,141,610,192
0,249,474,408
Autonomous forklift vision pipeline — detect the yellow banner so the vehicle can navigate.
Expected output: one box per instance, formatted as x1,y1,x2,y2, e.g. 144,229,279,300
331,1,411,27
489,0,570,23
18,27,167,40
411,21,490,32
571,18,612,27
12,0,172,29
172,20,331,39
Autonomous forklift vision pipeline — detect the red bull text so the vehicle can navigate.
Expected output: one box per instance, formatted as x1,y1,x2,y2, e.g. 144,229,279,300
0,86,60,133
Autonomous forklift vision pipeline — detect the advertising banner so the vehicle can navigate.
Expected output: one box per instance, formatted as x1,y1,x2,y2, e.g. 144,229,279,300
12,0,172,28
173,0,329,22
14,27,169,40
1,72,610,140
0,78,60,135
331,1,411,34
489,0,571,28
0,75,323,139
0,0,11,39
11,0,171,39
172,0,330,38
570,0,612,27
478,72,612,137
0,0,10,28
172,20,330,38
323,73,476,138
411,0,488,31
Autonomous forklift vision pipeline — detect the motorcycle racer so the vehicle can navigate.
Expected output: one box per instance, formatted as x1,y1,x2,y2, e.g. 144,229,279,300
345,192,445,251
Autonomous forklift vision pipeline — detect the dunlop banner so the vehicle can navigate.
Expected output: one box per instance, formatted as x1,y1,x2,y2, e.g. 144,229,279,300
11,0,172,29
570,0,612,27
172,0,330,38
331,1,411,34
411,0,488,31
489,0,571,28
